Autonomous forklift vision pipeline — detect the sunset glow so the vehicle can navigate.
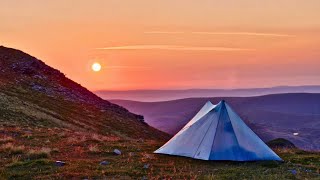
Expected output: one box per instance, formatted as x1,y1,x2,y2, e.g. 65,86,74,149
1,0,320,90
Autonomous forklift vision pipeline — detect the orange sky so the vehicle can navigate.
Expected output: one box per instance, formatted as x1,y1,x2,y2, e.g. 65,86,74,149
1,0,320,90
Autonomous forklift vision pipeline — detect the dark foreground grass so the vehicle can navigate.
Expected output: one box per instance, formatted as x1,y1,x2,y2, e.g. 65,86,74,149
0,126,319,179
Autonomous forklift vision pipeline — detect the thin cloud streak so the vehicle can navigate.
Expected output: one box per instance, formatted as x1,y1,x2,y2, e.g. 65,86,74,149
144,31,185,34
192,32,295,37
105,66,151,69
96,45,253,51
144,31,295,37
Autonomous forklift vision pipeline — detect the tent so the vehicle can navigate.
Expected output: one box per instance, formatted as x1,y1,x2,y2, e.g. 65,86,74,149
154,100,282,161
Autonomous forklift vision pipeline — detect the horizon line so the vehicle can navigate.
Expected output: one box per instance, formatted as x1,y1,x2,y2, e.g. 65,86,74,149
93,84,320,92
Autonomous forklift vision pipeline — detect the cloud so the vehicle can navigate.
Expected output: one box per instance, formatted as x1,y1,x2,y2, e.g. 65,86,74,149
192,32,295,37
96,45,253,51
144,31,185,34
105,66,151,69
144,31,295,37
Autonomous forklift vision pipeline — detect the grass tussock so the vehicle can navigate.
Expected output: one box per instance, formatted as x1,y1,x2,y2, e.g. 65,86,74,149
0,143,25,155
88,144,99,153
27,147,51,160
11,155,22,164
91,133,120,142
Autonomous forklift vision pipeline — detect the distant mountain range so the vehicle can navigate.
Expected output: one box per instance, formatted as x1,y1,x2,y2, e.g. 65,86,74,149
111,93,320,151
96,86,320,102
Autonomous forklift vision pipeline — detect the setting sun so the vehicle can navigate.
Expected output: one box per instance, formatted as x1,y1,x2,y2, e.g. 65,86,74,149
91,62,101,72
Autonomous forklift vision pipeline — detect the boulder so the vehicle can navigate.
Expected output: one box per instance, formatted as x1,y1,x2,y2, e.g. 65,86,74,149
143,164,150,169
113,149,121,155
55,161,66,167
100,161,110,166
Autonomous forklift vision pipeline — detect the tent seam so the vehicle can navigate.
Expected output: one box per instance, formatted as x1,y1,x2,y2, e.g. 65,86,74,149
208,103,225,160
192,103,222,159
180,103,215,131
225,104,242,160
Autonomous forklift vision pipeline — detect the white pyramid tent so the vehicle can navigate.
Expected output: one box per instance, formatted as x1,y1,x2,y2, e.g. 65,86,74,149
154,100,282,161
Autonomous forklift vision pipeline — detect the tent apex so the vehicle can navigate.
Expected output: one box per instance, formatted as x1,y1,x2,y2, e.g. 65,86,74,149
205,101,214,105
219,100,226,106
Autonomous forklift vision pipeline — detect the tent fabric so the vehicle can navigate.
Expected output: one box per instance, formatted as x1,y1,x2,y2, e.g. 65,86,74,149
154,100,282,161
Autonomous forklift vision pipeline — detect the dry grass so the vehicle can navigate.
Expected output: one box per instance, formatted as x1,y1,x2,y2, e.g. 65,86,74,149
88,144,99,153
90,133,120,142
100,136,120,142
1,143,25,154
91,133,101,142
66,135,87,144
0,136,14,144
0,127,319,179
11,155,22,163
27,147,51,160
0,124,318,179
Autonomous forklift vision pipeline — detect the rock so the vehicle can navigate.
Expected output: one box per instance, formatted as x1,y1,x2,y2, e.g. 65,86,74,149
267,138,296,149
100,161,110,166
288,169,297,175
55,161,66,167
143,164,150,169
113,149,121,155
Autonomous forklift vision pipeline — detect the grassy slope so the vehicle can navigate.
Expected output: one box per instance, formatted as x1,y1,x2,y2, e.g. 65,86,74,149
0,46,167,140
0,46,319,179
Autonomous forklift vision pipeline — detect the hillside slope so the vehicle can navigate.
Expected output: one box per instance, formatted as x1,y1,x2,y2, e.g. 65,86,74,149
112,94,320,151
0,46,167,139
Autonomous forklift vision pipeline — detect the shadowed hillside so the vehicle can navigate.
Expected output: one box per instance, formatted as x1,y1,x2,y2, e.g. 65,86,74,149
112,94,320,151
0,46,167,140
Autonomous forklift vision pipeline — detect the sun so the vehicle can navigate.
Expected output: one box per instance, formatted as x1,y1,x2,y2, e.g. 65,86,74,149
91,62,101,72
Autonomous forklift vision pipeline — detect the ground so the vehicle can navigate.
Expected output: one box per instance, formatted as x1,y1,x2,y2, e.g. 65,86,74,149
0,126,319,179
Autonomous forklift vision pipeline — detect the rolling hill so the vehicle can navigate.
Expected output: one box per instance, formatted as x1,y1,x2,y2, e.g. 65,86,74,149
96,86,320,102
111,94,320,151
